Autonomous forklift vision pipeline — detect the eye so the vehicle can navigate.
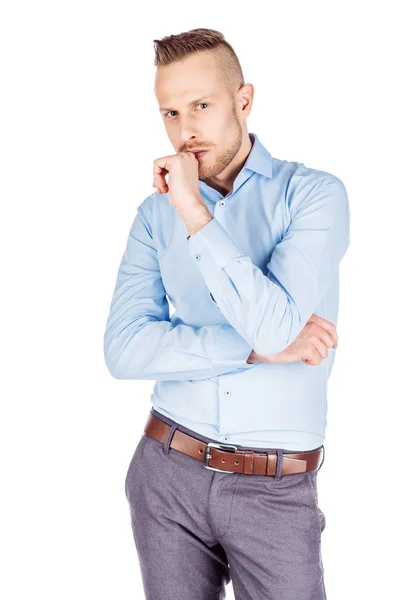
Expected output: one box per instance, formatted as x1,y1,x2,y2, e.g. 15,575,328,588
164,103,208,119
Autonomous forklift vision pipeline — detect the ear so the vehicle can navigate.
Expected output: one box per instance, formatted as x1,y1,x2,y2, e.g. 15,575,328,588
238,83,254,115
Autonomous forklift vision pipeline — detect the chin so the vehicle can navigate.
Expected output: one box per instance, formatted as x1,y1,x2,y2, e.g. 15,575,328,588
198,168,210,180
198,161,213,179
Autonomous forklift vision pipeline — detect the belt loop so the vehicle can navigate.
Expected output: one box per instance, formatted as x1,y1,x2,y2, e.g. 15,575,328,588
274,449,283,480
163,423,178,455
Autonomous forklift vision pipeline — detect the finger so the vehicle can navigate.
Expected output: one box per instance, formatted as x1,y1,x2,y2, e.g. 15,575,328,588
316,325,338,349
311,315,338,347
155,185,169,194
153,178,168,194
153,163,168,188
154,173,168,190
302,347,321,366
154,163,169,175
317,330,336,351
311,336,330,360
302,357,317,366
154,162,169,175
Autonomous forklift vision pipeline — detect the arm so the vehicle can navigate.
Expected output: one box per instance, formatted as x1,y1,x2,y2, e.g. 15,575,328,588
188,175,350,356
103,202,254,380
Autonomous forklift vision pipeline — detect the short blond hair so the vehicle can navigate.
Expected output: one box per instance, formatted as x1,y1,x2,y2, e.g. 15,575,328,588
153,28,245,95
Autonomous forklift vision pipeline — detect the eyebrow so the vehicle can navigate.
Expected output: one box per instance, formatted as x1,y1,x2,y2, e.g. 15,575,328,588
159,95,214,112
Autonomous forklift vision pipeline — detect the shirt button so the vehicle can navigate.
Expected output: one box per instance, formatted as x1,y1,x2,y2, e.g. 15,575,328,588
224,390,231,396
195,254,201,260
220,200,225,207
223,436,230,441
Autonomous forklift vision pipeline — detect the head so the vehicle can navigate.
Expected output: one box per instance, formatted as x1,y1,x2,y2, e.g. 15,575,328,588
153,28,254,184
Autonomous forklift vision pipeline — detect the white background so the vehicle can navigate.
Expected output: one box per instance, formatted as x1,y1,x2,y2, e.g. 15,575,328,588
1,1,399,598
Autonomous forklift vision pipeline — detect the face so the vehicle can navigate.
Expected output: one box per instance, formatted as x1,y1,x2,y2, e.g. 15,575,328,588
154,50,253,182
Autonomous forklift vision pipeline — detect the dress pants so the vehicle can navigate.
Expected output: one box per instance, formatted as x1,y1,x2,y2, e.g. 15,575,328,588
124,408,327,600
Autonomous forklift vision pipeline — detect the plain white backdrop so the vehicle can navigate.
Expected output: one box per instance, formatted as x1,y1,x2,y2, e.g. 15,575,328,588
1,1,399,598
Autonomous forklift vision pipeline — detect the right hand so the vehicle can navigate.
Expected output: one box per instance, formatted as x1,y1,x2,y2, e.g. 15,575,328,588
247,313,338,366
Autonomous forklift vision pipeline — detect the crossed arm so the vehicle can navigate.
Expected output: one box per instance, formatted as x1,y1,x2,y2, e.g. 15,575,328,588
103,175,350,380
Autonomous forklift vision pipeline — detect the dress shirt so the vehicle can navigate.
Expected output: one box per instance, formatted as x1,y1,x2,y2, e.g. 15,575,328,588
103,132,350,451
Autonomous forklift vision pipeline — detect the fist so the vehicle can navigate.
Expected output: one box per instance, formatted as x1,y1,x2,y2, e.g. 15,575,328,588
152,152,201,210
247,313,338,366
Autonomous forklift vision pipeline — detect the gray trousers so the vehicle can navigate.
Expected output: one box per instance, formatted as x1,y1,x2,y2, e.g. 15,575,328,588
125,408,327,599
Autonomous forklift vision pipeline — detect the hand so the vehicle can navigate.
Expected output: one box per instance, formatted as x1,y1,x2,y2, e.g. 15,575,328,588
152,151,203,212
246,313,338,366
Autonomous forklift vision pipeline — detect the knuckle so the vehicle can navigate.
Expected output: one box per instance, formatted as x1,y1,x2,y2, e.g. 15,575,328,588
306,322,318,334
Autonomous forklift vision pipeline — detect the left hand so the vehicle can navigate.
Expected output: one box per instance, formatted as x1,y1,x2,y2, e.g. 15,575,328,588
152,151,203,212
246,313,338,365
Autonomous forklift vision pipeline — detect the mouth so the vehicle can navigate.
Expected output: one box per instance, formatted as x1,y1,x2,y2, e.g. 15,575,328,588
191,150,209,159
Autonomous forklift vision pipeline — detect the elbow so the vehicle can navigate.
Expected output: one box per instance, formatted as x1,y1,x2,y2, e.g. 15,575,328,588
103,316,154,380
103,335,147,380
104,351,137,380
103,320,154,380
103,335,129,380
104,361,122,380
251,311,299,357
104,363,120,380
252,339,288,358
103,346,123,379
251,328,289,357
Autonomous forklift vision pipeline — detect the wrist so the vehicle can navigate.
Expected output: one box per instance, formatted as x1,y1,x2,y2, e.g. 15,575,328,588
262,354,276,363
184,205,213,237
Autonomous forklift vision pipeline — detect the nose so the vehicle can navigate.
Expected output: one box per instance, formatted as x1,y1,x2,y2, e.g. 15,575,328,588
178,114,200,148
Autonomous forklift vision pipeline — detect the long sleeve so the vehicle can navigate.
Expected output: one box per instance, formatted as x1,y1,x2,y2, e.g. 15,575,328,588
103,203,254,381
188,175,350,357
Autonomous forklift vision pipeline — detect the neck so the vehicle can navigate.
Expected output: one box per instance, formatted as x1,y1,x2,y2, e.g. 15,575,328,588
204,133,253,196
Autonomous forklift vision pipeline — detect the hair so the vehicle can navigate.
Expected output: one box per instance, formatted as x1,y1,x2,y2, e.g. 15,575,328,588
153,28,245,97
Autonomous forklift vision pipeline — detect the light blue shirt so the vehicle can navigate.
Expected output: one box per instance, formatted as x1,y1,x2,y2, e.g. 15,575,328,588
103,132,350,451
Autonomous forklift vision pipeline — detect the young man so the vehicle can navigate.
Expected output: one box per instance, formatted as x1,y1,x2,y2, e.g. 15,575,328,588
104,27,350,600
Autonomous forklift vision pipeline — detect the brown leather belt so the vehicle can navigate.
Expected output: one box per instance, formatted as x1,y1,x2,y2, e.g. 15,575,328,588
143,413,324,476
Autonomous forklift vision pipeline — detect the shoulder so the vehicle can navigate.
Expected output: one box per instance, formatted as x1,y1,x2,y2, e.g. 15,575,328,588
271,156,347,219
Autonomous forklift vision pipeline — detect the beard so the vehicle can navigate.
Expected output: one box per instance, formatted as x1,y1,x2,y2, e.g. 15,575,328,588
198,107,243,182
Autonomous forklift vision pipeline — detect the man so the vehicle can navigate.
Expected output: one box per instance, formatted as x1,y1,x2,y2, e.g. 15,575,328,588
104,27,350,600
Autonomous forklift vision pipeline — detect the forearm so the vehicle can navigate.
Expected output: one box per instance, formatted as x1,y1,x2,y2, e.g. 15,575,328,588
104,318,255,381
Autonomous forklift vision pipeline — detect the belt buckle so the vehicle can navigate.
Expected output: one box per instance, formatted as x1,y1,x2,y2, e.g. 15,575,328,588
204,442,238,473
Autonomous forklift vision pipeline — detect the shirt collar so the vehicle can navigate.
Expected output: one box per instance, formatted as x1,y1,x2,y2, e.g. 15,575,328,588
199,131,273,197
199,133,272,195
244,132,273,178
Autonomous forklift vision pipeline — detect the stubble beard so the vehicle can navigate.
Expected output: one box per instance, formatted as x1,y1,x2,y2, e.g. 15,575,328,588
198,109,243,182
